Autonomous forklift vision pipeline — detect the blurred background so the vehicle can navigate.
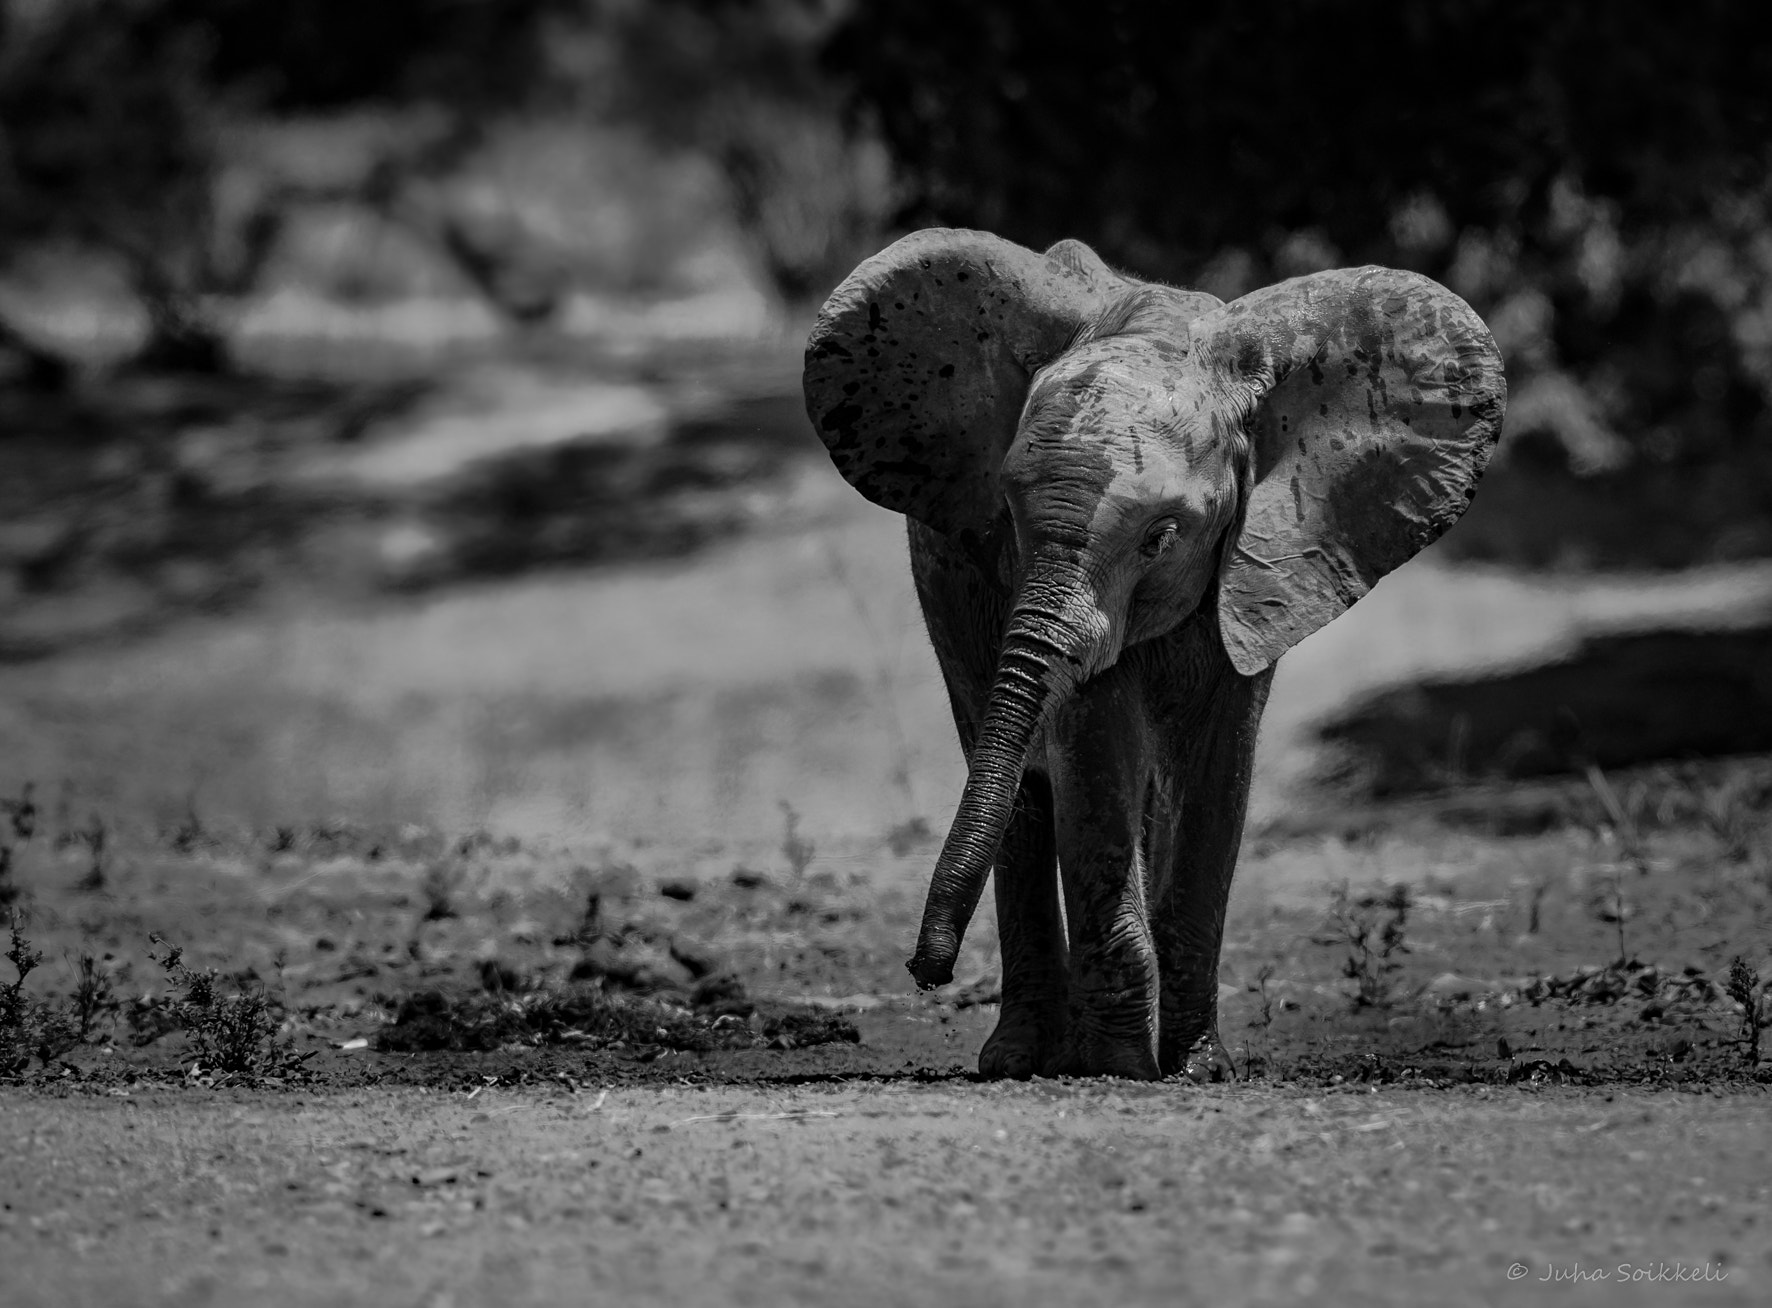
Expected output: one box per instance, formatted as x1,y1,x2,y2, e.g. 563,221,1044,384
2,0,1770,876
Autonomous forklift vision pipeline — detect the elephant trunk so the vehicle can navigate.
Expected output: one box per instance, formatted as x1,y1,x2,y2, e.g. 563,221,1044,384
907,592,1104,989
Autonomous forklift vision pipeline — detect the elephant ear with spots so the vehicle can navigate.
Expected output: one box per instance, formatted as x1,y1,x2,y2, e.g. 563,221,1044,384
803,228,1129,554
1197,268,1506,676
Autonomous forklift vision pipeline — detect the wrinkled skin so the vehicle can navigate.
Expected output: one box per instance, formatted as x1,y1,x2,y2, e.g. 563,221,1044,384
803,229,1506,1079
912,519,1270,1080
907,339,1269,1080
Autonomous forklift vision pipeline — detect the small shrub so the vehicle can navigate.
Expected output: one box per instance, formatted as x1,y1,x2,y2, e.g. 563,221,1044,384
1241,964,1281,1079
1,915,77,1072
68,951,117,1041
1251,964,1278,1032
1328,883,1411,1009
146,934,306,1081
1725,957,1768,1067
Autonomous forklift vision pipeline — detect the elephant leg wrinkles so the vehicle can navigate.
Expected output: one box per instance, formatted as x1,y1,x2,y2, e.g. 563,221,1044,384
978,770,1067,1079
1042,622,1271,1081
911,521,1274,1082
1047,669,1163,1079
1148,645,1273,1080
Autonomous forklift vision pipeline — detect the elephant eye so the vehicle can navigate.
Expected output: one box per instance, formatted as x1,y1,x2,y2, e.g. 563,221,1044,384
1140,518,1179,558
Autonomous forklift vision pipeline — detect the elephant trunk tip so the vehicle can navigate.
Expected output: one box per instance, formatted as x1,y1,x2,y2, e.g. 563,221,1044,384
906,928,960,990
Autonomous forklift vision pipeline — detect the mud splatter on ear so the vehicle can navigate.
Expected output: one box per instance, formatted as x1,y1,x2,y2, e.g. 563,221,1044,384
1196,267,1506,675
804,229,1126,543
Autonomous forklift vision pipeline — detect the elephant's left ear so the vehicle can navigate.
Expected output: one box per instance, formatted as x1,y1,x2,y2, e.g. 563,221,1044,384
803,229,1127,544
1196,267,1506,675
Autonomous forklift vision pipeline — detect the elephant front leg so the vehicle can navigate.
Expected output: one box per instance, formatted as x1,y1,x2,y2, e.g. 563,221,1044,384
978,771,1068,1080
1154,666,1273,1081
1048,698,1162,1079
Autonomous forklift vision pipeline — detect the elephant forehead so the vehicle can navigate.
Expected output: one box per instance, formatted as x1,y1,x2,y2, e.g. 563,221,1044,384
1016,345,1232,492
1021,343,1211,449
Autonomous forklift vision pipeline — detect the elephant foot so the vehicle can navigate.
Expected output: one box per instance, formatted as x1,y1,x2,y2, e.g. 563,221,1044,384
1048,1029,1161,1080
1179,1033,1236,1084
978,1001,1064,1080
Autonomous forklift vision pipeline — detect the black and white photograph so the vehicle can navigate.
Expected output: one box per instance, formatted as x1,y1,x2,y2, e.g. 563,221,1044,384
1,2,1768,1303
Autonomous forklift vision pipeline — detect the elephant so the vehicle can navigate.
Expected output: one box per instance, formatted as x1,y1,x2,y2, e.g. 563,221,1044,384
802,229,1506,1080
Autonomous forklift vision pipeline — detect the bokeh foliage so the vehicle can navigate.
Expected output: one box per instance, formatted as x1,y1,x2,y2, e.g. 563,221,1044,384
828,0,1772,565
0,0,873,373
3,0,1770,565
0,0,578,370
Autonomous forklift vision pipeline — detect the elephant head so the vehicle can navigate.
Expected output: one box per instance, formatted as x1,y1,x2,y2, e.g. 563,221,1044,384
804,229,1506,988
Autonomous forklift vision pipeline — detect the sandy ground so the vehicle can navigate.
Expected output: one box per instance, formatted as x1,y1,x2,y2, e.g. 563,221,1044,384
2,766,1769,1306
4,1082,1767,1307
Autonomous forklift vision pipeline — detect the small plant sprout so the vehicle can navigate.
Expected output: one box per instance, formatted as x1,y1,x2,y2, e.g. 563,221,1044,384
1585,762,1650,872
1328,883,1412,1009
1724,957,1767,1068
779,800,815,881
1585,762,1652,962
1252,963,1278,1031
1,914,44,1068
1242,963,1279,1078
69,951,116,1041
146,933,306,1081
2,913,76,1070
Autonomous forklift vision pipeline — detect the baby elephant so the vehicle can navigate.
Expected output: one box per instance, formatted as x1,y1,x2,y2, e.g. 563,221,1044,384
803,230,1505,1080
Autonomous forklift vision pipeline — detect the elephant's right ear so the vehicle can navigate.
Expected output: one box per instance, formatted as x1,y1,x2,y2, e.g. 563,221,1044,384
804,229,1124,542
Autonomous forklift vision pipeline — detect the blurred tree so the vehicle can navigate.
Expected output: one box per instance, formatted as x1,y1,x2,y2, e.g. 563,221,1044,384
0,0,576,377
829,0,1771,275
0,0,226,376
0,0,893,382
828,0,1772,566
586,0,896,304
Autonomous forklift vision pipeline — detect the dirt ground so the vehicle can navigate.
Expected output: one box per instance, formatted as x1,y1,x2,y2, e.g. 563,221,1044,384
4,352,1772,1305
4,1081,1767,1308
2,776,1770,1305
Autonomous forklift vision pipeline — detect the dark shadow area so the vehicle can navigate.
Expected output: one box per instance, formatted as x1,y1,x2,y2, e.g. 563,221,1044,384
1444,456,1772,570
0,373,433,659
0,372,818,661
427,390,817,584
1315,623,1772,798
